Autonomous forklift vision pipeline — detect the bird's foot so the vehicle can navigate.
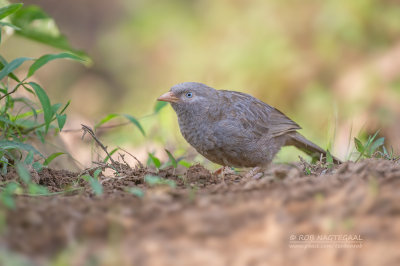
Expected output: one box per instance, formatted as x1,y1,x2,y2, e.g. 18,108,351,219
214,166,235,183
245,167,265,179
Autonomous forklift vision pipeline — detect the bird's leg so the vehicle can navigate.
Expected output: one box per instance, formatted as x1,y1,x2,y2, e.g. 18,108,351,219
213,167,224,176
245,166,264,179
214,166,229,183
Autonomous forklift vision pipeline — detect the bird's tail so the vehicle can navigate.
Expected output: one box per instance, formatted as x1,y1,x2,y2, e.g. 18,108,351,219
286,132,342,164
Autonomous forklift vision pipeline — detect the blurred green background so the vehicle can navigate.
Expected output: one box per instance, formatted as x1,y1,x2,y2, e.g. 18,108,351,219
2,0,400,169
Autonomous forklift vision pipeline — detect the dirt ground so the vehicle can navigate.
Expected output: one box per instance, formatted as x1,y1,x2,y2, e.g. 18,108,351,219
0,158,400,266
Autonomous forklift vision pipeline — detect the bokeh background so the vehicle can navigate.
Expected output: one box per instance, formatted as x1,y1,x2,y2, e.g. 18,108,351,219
2,0,400,170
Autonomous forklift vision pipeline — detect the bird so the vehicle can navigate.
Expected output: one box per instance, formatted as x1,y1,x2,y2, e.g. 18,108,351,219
157,82,341,170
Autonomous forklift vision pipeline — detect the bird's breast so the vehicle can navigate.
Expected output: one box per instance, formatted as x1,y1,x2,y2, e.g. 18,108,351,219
178,116,219,153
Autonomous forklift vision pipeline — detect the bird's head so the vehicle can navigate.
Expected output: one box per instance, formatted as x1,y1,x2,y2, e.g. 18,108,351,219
157,82,217,115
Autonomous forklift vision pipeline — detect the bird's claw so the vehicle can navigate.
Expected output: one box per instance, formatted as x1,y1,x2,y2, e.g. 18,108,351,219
245,167,265,179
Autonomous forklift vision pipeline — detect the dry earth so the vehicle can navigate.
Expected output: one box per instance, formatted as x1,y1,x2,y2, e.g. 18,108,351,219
0,158,399,266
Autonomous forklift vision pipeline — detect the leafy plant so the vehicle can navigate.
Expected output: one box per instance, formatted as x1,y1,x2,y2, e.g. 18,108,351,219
0,2,88,208
144,174,176,188
125,187,145,198
354,131,386,162
325,149,333,168
0,3,87,164
82,168,103,196
165,149,177,168
147,149,192,171
0,181,18,208
147,152,161,169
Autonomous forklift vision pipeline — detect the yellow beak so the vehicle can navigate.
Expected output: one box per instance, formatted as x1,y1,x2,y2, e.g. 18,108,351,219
157,91,180,103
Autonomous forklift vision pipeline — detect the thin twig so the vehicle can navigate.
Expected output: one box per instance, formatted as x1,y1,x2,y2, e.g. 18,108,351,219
118,146,144,169
81,124,118,167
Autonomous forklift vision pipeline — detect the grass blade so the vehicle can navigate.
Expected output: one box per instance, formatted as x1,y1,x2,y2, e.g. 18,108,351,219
82,174,103,196
43,152,65,166
103,147,119,163
165,149,177,168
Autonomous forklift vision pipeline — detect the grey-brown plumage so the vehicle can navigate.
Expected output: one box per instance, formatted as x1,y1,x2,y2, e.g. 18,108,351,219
158,82,341,167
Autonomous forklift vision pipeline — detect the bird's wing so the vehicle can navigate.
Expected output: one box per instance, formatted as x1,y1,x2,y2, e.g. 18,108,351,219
267,107,301,137
220,91,301,138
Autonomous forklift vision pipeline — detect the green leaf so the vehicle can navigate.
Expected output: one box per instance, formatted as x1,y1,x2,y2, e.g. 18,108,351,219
0,3,23,20
326,149,333,168
0,192,15,209
43,152,65,166
125,187,145,198
0,55,21,82
56,113,66,131
24,150,34,165
122,114,145,136
29,82,52,133
0,182,19,209
95,113,119,129
369,137,385,155
12,98,38,120
28,183,49,195
82,174,103,196
154,101,168,113
0,21,21,30
4,182,19,193
95,113,145,136
32,161,43,172
148,153,161,168
144,175,176,188
51,103,62,114
354,138,364,153
93,168,102,179
0,57,32,80
27,52,86,78
16,163,31,183
0,114,18,128
1,156,8,175
103,147,119,163
0,140,43,157
35,129,45,144
178,160,192,168
10,6,91,63
165,149,177,168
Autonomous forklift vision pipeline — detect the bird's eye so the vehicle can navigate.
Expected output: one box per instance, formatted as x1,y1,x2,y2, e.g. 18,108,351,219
185,92,193,98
